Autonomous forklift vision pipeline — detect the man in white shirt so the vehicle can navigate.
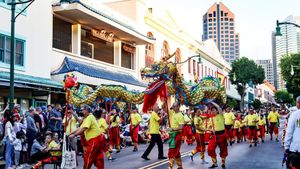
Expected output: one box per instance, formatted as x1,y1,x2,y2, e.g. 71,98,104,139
284,96,300,169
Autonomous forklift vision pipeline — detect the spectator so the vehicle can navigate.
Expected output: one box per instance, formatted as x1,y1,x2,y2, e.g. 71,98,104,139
48,105,62,137
13,104,21,122
30,136,48,163
4,112,16,169
36,107,45,137
26,107,38,157
33,108,42,137
41,106,49,138
12,130,25,167
285,96,300,169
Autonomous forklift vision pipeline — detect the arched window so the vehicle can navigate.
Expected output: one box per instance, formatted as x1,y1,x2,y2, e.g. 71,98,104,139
161,40,170,59
175,48,182,74
145,32,155,67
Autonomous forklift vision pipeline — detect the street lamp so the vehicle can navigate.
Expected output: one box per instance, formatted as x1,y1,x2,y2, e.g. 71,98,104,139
233,72,237,82
175,54,202,65
7,0,35,113
290,65,300,76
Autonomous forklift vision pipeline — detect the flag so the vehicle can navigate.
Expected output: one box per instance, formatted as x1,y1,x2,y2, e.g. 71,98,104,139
217,71,225,85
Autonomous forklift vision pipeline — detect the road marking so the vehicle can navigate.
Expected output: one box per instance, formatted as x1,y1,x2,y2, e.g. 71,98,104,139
138,151,191,169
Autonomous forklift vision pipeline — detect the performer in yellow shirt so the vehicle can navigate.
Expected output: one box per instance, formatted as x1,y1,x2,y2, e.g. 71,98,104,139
232,118,241,143
109,108,121,153
258,113,266,143
167,102,185,169
223,107,235,145
69,105,106,169
190,108,209,164
244,107,259,147
129,106,142,152
142,104,167,160
182,109,195,145
207,102,228,169
268,106,280,141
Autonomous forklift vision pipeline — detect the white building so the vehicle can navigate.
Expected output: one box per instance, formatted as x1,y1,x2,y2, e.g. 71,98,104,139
256,59,274,86
273,15,300,89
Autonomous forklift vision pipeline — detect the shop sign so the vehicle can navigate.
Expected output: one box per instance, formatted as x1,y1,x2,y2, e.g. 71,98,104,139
91,29,114,42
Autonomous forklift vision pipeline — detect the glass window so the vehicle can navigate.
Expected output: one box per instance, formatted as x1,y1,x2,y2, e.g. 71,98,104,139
15,40,24,66
0,34,25,66
5,37,10,64
0,35,4,62
230,23,234,26
225,18,228,21
121,43,134,69
52,16,72,52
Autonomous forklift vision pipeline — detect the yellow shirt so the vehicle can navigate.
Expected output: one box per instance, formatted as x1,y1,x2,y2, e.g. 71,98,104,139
110,115,120,127
245,114,258,126
268,111,280,123
130,113,142,126
80,114,101,141
258,117,266,126
169,110,185,130
194,116,205,133
63,116,77,135
184,114,192,125
239,120,245,127
97,118,108,134
48,140,61,156
149,111,160,134
233,120,240,129
224,112,236,125
210,114,225,132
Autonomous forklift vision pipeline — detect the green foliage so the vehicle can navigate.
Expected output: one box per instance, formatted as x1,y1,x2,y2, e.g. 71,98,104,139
229,57,265,110
252,99,262,110
275,90,293,104
280,53,300,98
227,99,238,109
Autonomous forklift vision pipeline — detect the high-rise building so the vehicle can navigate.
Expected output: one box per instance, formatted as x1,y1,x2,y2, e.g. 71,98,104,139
256,59,274,85
272,15,300,89
202,2,240,63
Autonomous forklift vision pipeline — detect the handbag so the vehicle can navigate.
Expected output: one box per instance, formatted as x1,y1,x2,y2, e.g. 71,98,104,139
60,135,77,169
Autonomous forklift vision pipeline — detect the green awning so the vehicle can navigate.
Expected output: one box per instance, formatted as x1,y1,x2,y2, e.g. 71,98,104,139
0,71,62,88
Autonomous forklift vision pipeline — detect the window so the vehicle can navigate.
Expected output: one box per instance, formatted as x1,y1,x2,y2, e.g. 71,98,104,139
121,43,134,69
53,17,72,52
0,34,24,66
81,29,114,64
209,13,212,17
230,23,234,26
221,11,224,16
225,18,228,21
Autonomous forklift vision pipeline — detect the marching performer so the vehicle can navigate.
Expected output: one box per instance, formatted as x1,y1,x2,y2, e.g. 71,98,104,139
240,115,247,142
167,102,185,169
94,109,115,161
129,106,142,152
207,102,228,169
190,108,209,164
258,112,266,143
268,106,280,142
224,107,235,145
69,105,106,169
232,116,241,143
244,107,259,147
182,109,195,145
109,108,121,153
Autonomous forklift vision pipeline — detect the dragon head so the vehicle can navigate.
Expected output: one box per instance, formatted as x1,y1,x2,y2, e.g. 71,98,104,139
140,60,178,81
63,73,78,90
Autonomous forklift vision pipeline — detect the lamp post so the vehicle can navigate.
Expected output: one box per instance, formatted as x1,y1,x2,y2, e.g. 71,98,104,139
7,0,35,113
290,65,300,76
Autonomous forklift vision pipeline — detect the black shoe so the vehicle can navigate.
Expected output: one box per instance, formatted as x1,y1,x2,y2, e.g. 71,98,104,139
262,140,264,143
158,156,167,160
108,157,116,161
109,150,113,153
270,137,273,141
276,139,279,142
237,140,240,143
190,154,194,161
249,144,252,148
221,164,226,169
209,164,218,168
229,141,233,146
254,142,257,147
133,148,138,152
116,150,120,153
141,156,150,160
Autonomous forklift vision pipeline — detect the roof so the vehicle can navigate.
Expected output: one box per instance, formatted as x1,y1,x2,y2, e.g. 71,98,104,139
51,57,147,87
0,72,62,88
53,0,155,42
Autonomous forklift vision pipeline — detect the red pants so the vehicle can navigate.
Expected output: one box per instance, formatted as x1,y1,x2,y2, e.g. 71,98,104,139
194,133,205,153
241,127,247,139
83,135,106,169
168,133,182,158
225,125,233,141
207,133,228,158
182,125,194,145
259,125,265,139
233,129,241,140
248,127,258,142
33,156,61,169
130,125,139,144
269,123,279,135
109,127,120,149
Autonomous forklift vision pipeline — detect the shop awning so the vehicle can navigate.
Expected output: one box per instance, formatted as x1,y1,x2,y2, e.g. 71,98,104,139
0,72,62,89
51,57,147,88
52,0,154,45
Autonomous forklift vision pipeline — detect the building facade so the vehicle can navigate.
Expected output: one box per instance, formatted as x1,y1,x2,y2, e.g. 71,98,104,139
202,2,240,63
272,15,300,89
256,59,274,85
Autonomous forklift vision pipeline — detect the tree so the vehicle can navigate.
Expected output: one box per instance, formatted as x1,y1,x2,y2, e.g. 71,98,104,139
228,57,265,111
252,99,262,110
227,99,238,110
280,53,300,99
275,90,293,104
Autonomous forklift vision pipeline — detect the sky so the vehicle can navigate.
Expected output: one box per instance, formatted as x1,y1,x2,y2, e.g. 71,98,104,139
147,0,300,60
